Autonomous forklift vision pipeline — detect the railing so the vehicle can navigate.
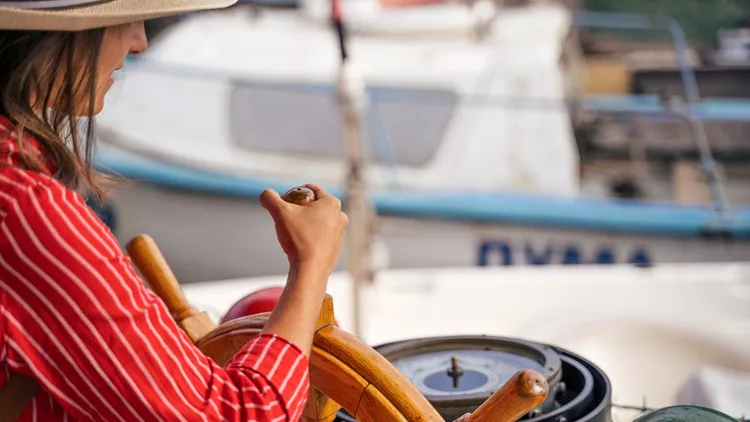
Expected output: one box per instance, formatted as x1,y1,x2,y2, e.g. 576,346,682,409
571,10,730,216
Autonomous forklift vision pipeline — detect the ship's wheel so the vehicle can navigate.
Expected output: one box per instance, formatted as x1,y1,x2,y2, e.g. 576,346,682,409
125,186,549,422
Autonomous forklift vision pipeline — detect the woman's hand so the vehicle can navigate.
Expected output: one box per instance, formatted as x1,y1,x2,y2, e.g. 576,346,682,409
260,184,348,275
259,184,348,356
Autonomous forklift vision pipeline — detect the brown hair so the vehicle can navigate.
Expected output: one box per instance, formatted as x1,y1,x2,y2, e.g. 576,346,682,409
0,28,107,198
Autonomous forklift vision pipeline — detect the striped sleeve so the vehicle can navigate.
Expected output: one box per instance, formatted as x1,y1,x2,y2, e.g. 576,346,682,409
0,171,310,422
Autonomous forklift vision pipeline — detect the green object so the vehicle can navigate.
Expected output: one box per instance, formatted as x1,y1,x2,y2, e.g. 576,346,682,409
583,0,750,44
634,405,738,422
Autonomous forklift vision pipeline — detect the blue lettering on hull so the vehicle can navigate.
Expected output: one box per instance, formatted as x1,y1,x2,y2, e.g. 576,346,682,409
478,240,652,267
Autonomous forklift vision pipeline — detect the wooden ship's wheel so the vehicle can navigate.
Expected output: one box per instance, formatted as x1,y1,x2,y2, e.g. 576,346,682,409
125,187,550,422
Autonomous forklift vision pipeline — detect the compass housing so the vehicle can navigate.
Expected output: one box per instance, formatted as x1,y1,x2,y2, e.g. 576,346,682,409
336,335,613,422
373,336,564,421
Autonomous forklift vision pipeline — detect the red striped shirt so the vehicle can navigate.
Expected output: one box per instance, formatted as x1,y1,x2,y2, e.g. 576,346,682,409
0,116,310,421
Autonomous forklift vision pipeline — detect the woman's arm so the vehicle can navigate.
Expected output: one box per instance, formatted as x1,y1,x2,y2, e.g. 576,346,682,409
0,171,344,421
257,186,347,357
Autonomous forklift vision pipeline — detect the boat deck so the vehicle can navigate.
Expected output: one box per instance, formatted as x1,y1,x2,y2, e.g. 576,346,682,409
181,262,750,419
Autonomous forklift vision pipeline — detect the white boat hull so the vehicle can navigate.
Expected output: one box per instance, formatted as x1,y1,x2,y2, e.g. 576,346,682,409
88,2,750,285
100,179,750,283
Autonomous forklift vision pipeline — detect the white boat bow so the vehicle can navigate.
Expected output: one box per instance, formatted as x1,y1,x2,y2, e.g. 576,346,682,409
181,262,750,419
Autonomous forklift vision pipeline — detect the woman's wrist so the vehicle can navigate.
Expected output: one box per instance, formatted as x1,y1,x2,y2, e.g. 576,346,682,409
261,260,331,356
288,258,333,284
286,261,330,305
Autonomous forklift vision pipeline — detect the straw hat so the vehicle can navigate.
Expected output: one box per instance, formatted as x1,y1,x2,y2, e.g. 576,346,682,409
0,0,239,31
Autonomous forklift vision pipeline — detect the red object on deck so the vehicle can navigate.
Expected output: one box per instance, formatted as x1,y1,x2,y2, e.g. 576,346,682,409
221,286,339,326
221,286,284,323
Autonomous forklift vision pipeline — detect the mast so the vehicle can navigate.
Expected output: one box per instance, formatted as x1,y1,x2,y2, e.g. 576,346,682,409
331,0,374,338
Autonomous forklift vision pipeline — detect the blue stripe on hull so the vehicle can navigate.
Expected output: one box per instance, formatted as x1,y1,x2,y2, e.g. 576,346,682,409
94,152,750,239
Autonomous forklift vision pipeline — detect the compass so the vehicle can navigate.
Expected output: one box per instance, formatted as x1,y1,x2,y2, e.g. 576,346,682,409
373,336,563,421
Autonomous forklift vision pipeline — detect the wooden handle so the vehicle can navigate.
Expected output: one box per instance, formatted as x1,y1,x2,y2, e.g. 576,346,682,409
302,296,342,422
282,186,317,205
127,234,193,318
126,234,215,342
464,369,548,422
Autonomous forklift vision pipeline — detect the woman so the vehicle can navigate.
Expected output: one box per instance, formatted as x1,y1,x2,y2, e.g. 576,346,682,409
0,1,349,421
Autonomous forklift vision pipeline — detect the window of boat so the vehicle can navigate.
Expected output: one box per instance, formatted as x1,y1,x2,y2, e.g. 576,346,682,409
228,79,457,167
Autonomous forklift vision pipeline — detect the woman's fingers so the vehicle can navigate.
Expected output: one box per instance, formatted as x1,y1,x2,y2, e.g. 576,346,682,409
300,184,342,210
301,183,326,197
302,183,339,203
259,189,289,215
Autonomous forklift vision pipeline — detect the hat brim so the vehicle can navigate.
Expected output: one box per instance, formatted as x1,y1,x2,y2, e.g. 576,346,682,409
0,0,238,31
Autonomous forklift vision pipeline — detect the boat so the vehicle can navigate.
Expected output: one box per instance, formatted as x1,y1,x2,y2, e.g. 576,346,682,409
177,258,750,421
126,230,750,422
99,6,750,415
91,1,750,283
